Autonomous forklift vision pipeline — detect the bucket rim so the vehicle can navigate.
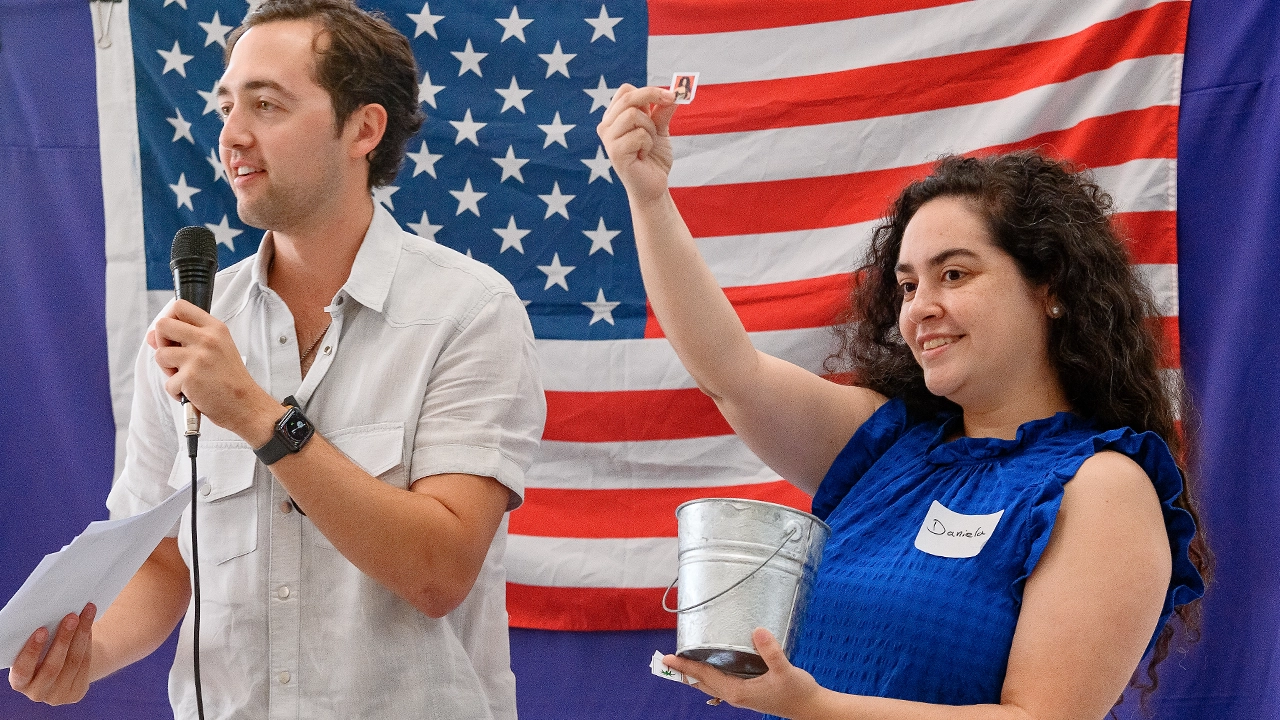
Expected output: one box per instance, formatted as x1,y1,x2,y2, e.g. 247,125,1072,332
674,497,830,532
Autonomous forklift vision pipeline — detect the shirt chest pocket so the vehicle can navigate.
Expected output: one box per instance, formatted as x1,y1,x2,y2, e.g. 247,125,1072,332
309,422,406,550
168,441,259,566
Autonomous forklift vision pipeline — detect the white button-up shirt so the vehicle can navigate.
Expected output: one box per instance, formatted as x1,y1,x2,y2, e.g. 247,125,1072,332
107,204,545,720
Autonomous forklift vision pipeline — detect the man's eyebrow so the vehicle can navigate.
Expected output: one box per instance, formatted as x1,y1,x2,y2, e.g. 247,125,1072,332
895,248,981,274
215,79,298,100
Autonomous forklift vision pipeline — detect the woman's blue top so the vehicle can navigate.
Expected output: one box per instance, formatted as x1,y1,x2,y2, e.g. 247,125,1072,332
784,397,1203,706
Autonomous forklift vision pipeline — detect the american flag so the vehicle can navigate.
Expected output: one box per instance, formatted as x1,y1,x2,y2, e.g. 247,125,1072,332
100,0,1184,633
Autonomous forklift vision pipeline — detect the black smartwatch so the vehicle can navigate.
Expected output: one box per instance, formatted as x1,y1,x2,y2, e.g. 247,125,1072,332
254,396,315,465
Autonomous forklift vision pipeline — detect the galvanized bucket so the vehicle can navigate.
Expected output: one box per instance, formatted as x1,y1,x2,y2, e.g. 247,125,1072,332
663,498,830,677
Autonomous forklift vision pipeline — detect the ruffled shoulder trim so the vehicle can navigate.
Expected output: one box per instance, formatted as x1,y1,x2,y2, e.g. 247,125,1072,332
1021,426,1205,654
812,397,913,521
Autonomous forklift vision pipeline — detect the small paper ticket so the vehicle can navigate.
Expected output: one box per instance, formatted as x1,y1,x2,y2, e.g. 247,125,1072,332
650,650,698,685
670,72,699,104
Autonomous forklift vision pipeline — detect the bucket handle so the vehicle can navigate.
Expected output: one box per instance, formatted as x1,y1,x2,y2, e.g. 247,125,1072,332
661,524,801,614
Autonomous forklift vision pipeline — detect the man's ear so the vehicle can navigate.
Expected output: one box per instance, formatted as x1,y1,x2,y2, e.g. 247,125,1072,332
347,103,388,160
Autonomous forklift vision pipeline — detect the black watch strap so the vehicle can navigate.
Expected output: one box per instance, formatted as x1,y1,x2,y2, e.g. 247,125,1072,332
254,396,314,466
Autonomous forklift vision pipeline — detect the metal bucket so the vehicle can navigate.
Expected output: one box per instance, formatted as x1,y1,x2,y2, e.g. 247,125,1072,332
663,498,830,677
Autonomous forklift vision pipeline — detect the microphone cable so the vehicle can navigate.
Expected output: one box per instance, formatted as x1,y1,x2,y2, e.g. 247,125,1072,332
186,426,206,720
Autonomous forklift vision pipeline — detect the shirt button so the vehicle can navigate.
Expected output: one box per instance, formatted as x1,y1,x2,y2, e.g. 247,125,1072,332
279,671,291,685
322,345,332,355
198,483,211,498
279,335,288,344
280,500,293,514
277,585,291,599
336,296,344,305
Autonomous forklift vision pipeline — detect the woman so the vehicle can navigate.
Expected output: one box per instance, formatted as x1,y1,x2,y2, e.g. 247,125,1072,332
596,85,1208,720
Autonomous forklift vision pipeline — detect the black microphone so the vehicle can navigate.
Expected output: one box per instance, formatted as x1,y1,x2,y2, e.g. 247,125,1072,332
170,226,218,453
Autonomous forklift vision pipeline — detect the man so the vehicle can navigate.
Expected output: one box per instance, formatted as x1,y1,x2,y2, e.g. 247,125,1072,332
7,1,545,717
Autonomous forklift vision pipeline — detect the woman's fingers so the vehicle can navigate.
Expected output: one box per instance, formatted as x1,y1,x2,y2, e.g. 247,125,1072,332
753,627,791,670
7,604,96,705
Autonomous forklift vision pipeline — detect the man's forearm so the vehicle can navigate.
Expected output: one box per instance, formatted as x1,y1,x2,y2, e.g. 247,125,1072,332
89,537,190,682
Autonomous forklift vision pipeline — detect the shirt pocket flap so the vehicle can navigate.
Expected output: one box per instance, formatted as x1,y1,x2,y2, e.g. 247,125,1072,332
328,423,406,485
168,440,257,502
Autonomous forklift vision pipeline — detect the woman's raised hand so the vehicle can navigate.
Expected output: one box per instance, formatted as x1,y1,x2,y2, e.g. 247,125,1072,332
597,84,678,205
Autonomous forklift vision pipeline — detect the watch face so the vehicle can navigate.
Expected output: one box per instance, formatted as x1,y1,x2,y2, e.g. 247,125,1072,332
281,409,313,448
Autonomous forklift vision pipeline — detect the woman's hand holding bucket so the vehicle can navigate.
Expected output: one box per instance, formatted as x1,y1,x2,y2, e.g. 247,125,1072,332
664,627,825,718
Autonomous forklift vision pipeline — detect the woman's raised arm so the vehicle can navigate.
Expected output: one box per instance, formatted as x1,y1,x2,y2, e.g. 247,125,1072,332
597,85,885,493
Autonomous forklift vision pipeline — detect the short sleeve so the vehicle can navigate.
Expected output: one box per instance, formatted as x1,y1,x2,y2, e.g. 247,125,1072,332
105,337,184,532
1022,427,1205,653
410,289,546,511
811,397,911,521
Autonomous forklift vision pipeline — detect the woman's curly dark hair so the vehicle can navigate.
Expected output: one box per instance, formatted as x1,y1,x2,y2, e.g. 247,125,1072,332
827,151,1211,708
227,0,425,189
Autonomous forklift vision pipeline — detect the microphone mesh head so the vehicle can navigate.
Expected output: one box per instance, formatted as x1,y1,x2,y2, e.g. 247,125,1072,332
171,226,218,264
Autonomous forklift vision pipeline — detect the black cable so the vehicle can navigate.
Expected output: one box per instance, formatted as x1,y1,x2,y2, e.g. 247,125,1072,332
188,435,205,720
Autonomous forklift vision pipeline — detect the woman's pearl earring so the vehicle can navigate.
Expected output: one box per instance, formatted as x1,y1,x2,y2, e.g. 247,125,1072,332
1049,305,1063,318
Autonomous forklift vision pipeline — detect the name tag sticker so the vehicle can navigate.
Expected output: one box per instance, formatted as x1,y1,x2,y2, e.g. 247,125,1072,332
913,500,1004,558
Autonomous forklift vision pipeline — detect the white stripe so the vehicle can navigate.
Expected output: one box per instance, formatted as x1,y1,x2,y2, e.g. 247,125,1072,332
648,0,1171,85
697,158,1176,287
668,54,1181,187
506,535,676,587
537,326,838,391
95,1,149,480
1135,263,1178,316
528,437,777,490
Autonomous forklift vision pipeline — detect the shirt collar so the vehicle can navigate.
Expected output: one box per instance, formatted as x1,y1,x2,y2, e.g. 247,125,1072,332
247,201,403,314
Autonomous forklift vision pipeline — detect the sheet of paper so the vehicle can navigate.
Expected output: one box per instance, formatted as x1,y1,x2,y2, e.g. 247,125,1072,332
0,482,191,668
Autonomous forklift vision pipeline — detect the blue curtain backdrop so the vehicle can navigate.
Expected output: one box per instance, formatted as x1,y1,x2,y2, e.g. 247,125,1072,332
1,1,1275,718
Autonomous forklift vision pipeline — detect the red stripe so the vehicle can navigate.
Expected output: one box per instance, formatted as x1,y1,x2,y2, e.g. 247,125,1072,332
644,274,850,339
648,0,970,36
669,4,1187,136
672,107,1179,238
508,584,676,630
510,481,813,538
1114,211,1176,264
543,387,732,442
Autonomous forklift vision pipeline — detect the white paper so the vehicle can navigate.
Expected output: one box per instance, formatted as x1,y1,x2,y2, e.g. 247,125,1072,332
0,482,192,668
651,650,698,685
913,500,1004,559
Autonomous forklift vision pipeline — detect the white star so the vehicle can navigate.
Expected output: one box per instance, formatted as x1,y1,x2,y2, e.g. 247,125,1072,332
583,217,621,255
538,182,575,219
495,76,532,114
372,185,399,210
581,146,614,183
537,253,575,290
406,141,442,178
204,215,243,251
450,108,486,146
157,41,195,78
538,112,575,149
169,173,201,210
583,75,616,113
206,148,228,184
492,145,529,183
163,0,187,8
538,41,576,79
493,216,530,254
585,5,622,42
198,11,233,48
407,2,444,39
450,178,487,216
452,39,487,77
418,71,445,108
583,288,621,325
197,83,219,115
407,212,443,241
496,7,533,43
166,107,194,144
